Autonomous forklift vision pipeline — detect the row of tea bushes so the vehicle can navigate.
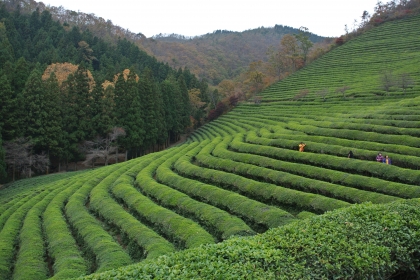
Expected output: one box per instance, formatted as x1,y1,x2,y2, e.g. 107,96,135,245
244,131,420,185
0,187,56,279
88,157,176,262
229,134,420,199
107,149,216,250
12,185,71,279
135,143,254,240
197,137,399,205
159,140,296,230
174,139,350,214
79,200,420,280
43,176,92,279
65,164,133,273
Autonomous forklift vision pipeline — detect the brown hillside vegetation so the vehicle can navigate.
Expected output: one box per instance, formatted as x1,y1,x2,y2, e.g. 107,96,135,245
102,69,140,89
42,62,95,91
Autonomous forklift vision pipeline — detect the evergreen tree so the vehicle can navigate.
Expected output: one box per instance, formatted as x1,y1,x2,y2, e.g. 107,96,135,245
161,76,183,143
0,22,14,65
22,67,46,145
0,71,22,140
0,132,6,182
139,68,159,150
12,56,30,94
43,72,63,159
177,74,192,129
91,82,115,138
61,65,92,163
115,69,144,158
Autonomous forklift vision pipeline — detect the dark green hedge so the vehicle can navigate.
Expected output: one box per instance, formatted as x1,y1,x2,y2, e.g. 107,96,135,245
79,199,420,280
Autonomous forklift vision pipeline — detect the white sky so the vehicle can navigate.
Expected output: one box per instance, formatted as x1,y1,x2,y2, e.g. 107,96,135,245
41,0,381,38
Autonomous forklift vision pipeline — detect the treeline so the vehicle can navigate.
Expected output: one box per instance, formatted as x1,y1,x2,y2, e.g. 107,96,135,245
0,5,209,181
336,0,420,45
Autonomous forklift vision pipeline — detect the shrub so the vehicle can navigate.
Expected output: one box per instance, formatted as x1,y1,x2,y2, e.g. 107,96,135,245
79,200,420,280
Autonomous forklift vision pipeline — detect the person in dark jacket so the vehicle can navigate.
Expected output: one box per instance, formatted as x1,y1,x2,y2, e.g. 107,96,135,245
382,155,392,165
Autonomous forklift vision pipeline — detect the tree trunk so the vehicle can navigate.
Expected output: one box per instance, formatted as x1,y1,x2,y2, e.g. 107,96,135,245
29,155,32,178
12,161,15,182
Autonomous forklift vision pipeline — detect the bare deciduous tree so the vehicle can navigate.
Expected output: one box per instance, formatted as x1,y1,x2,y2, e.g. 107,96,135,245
380,70,395,94
335,86,350,98
399,73,414,94
83,127,126,167
293,89,310,101
316,88,329,102
3,137,49,181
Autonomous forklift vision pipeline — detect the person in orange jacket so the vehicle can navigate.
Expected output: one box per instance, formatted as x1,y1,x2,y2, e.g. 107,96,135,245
298,142,306,152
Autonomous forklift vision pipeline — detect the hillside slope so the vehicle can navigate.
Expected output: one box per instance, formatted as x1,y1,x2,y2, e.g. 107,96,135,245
1,13,420,280
139,27,326,85
1,0,327,86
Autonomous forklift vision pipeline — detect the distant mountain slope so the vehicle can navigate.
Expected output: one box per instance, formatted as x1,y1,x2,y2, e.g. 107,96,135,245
140,27,326,85
0,0,327,86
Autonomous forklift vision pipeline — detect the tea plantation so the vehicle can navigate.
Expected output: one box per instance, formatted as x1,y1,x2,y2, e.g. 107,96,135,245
1,14,420,280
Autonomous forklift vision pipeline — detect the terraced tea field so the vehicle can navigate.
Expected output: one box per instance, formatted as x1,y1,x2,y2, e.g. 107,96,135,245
1,14,420,280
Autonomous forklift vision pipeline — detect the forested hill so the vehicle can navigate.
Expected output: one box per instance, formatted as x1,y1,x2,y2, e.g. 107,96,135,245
0,0,328,86
140,26,326,85
0,3,210,181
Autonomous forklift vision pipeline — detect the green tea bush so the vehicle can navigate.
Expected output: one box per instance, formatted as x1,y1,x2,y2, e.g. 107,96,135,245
0,189,51,280
65,165,133,273
13,185,68,280
78,199,420,280
43,178,90,279
160,141,296,230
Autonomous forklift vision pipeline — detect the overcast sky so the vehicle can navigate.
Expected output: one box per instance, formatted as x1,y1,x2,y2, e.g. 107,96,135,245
42,0,382,38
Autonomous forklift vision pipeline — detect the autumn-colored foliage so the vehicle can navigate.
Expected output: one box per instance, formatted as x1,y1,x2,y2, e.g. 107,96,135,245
207,101,228,121
102,69,140,89
42,62,95,91
335,36,345,46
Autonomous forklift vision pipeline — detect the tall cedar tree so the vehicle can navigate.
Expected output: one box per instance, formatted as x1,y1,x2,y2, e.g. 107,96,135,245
139,68,160,151
0,22,14,65
177,72,192,129
0,72,22,141
0,132,5,181
160,76,183,143
60,65,92,162
22,67,47,147
114,70,144,158
42,72,63,158
12,57,30,94
90,82,115,138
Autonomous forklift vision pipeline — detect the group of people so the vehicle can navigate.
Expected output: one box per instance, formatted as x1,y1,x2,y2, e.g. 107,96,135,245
298,143,392,165
376,153,392,165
